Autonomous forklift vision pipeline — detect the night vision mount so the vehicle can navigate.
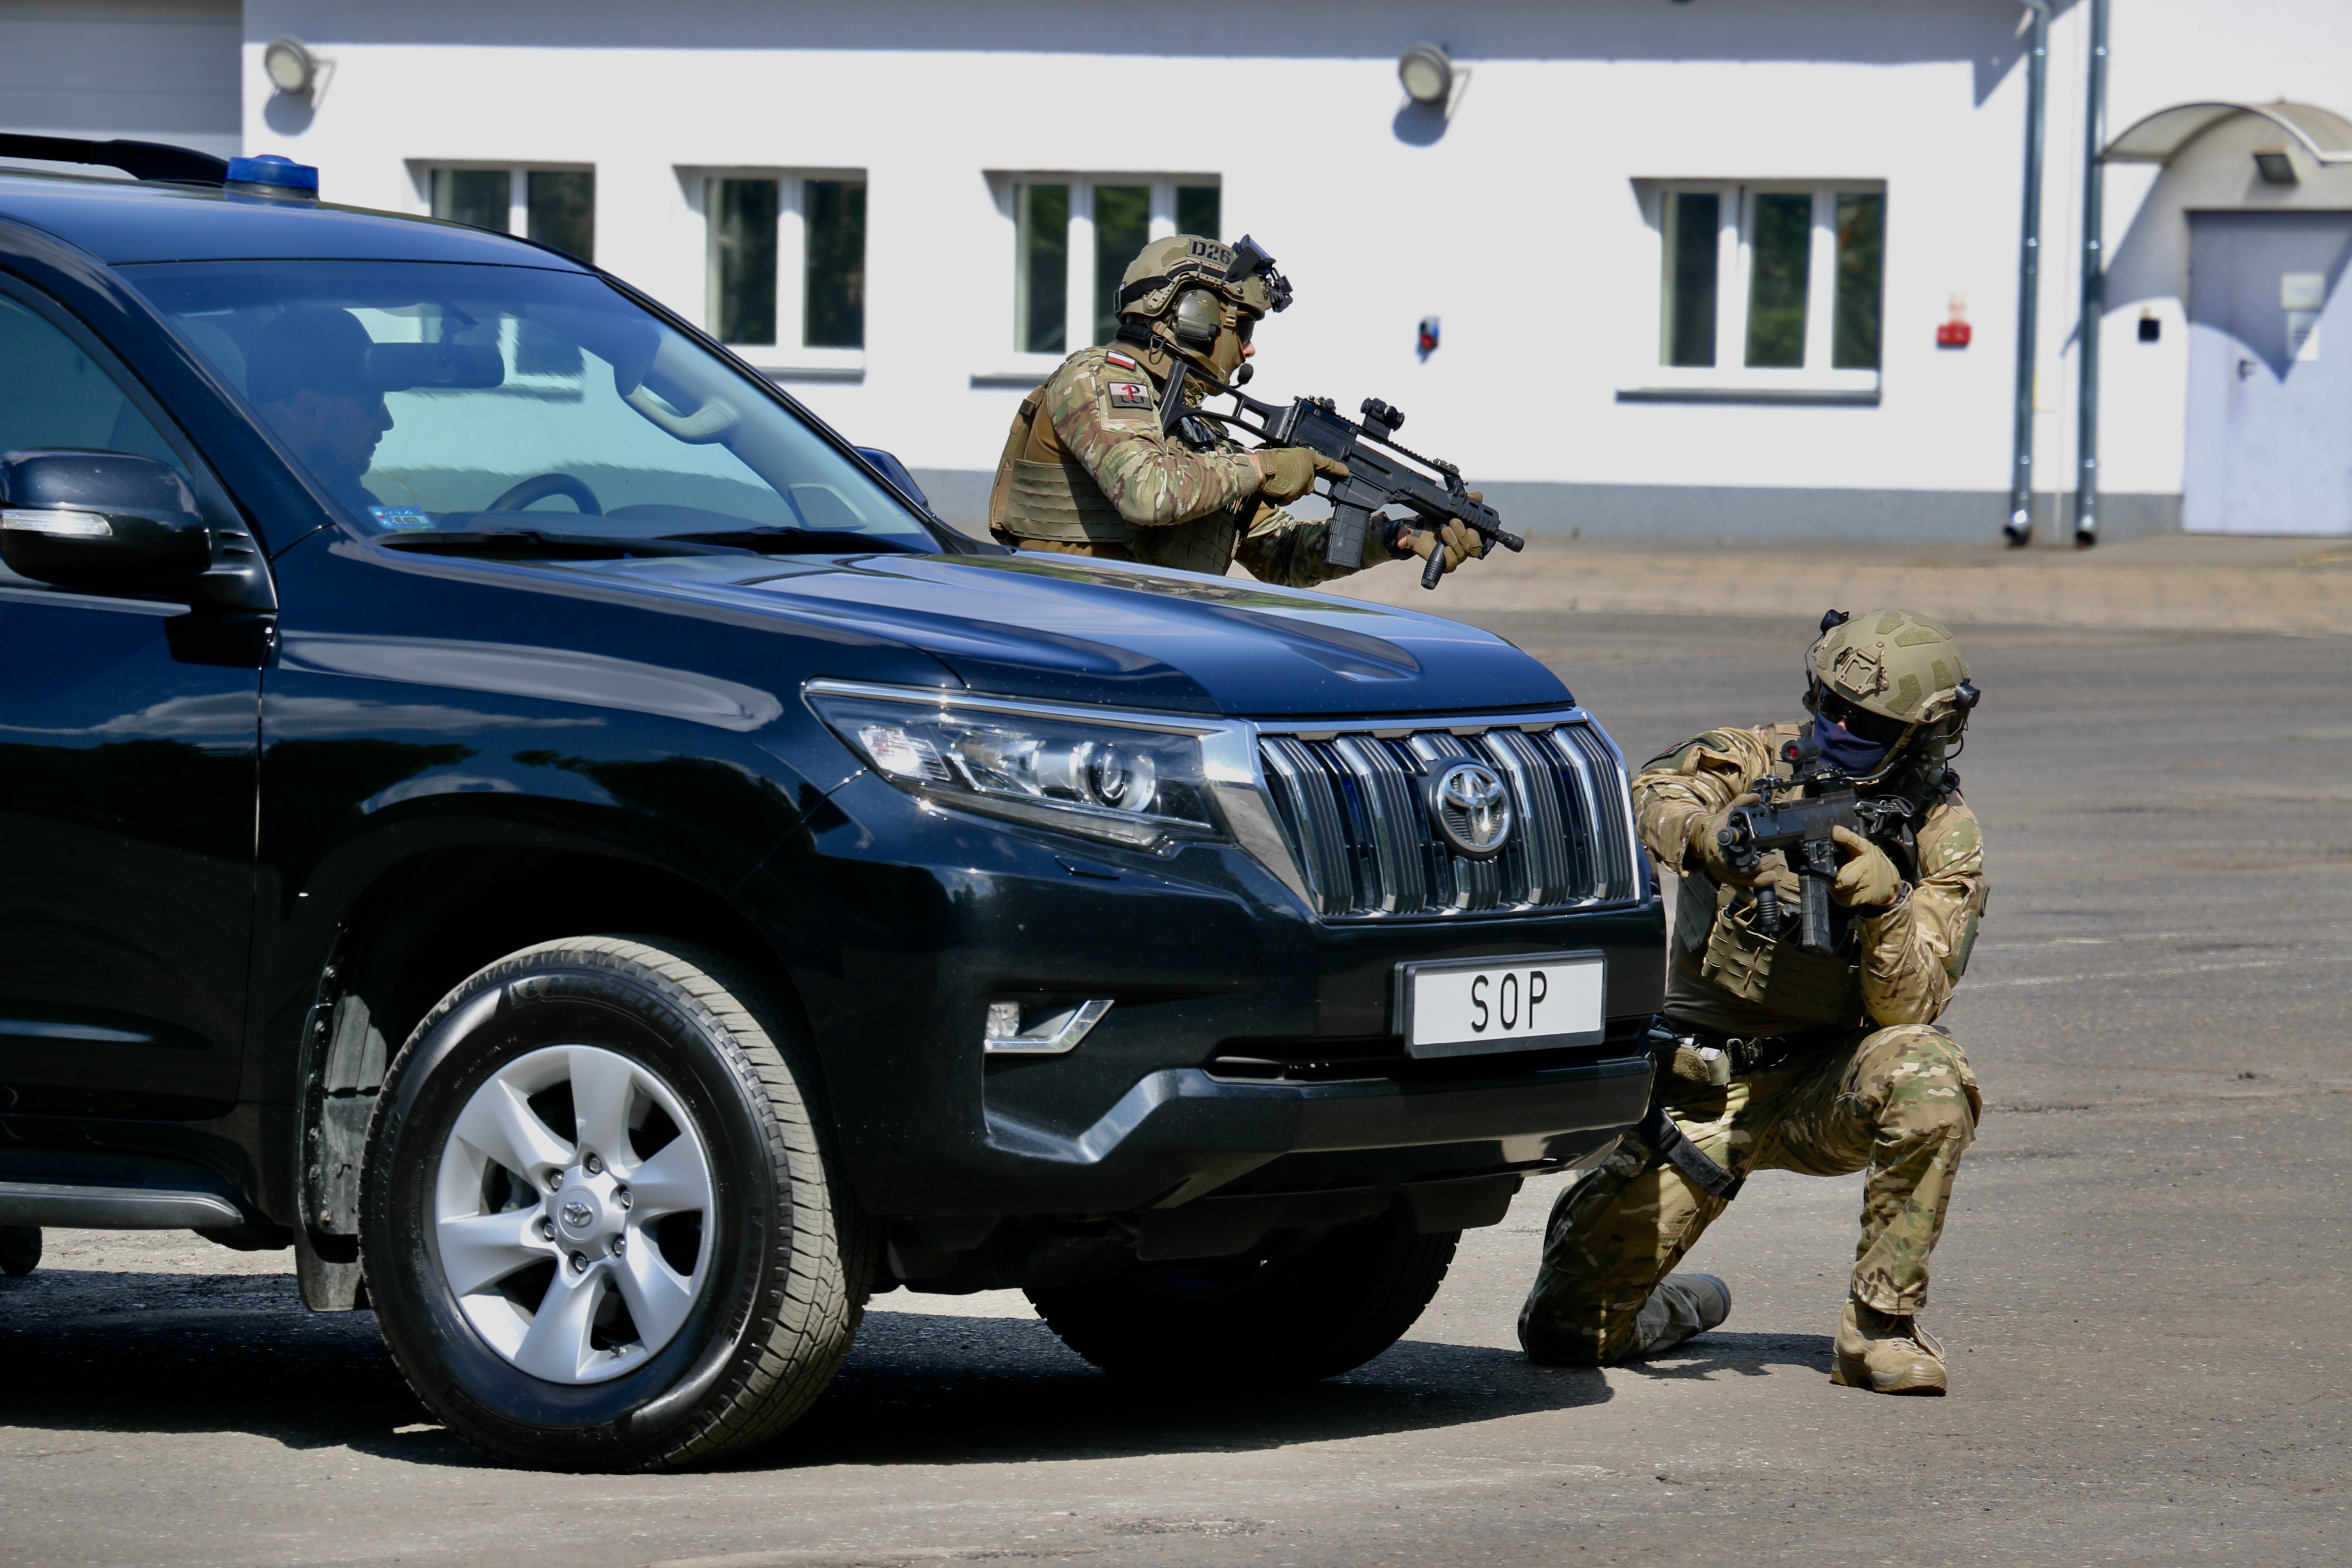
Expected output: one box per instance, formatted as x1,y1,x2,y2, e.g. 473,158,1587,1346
1222,234,1292,313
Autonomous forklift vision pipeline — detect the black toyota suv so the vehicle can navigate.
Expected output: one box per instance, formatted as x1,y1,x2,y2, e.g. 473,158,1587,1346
0,138,1662,1470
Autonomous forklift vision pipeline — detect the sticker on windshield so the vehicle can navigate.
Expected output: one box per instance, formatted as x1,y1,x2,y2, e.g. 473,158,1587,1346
368,506,435,532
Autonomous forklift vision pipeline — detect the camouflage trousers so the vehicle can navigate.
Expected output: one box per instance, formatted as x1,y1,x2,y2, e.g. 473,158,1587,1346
1518,1022,1981,1365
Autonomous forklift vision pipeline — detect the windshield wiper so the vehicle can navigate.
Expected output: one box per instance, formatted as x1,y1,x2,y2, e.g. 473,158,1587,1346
658,526,927,555
376,529,740,560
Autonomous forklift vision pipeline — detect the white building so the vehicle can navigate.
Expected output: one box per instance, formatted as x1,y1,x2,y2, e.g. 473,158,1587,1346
5,0,2350,543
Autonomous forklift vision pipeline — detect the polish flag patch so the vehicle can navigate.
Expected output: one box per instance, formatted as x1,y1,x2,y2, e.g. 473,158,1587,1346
1105,352,1139,370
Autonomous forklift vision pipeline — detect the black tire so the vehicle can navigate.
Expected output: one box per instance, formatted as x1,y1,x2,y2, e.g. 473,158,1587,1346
0,1225,38,1277
1026,1208,1456,1387
360,937,873,1470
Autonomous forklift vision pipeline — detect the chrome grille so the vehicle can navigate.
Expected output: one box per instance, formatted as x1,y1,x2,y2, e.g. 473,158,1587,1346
1256,719,1639,919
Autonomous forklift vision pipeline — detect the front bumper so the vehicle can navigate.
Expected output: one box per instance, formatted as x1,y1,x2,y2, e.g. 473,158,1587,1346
750,752,1665,1218
980,1050,1652,1213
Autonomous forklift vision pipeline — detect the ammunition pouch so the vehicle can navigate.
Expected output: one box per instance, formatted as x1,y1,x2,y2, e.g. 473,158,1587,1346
997,459,1134,545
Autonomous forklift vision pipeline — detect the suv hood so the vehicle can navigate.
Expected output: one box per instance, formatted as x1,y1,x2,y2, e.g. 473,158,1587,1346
588,551,1572,718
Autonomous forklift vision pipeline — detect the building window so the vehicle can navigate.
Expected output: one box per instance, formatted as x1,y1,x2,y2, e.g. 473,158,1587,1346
702,172,867,361
1015,183,1069,356
711,179,781,347
427,167,595,264
1649,182,1884,395
1001,176,1221,361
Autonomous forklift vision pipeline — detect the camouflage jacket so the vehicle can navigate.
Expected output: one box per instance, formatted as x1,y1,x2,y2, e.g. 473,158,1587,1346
1634,722,1988,1037
994,342,1396,588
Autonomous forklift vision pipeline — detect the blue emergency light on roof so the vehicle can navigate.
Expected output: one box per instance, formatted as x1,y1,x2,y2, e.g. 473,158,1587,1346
224,154,319,198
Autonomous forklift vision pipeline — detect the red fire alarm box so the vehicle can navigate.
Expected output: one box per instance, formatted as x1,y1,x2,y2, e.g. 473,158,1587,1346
1937,294,1972,349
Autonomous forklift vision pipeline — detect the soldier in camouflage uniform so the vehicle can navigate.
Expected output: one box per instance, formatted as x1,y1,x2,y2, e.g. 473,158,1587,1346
1519,609,1988,1396
988,234,1484,587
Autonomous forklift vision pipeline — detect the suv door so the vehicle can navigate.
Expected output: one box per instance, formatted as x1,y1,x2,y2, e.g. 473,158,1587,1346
0,281,257,1115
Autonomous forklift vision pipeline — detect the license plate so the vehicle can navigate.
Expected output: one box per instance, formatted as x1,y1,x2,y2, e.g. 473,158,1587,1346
1395,951,1607,1060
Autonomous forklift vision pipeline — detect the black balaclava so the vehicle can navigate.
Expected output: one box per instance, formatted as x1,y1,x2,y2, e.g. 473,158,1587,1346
1813,711,1893,779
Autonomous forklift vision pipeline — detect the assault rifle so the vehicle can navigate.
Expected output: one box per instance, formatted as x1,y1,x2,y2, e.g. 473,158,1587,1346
1172,369,1524,589
1715,734,1915,959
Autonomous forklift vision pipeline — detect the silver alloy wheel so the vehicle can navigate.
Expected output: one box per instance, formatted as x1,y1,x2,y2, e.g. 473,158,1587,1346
431,1044,714,1384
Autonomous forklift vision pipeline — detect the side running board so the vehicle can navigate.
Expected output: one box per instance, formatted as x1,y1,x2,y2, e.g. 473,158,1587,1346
0,1180,243,1230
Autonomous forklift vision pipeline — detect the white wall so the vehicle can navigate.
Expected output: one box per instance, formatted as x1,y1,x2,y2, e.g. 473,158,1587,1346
0,0,242,157
228,0,2352,530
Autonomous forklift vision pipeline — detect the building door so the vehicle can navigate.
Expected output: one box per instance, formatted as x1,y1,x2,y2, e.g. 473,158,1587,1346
2184,211,2352,535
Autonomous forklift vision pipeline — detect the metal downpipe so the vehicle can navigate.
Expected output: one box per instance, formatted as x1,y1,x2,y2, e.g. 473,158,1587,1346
2005,0,2052,547
2073,0,2110,548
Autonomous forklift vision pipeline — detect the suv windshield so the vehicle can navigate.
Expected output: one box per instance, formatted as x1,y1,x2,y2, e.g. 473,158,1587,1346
123,259,935,553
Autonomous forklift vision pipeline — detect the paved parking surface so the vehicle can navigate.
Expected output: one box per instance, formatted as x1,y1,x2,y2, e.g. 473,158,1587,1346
3,611,2345,1568
1329,534,2352,636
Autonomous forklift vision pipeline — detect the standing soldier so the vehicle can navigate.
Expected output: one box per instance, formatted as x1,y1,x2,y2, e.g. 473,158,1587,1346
1519,610,1989,1395
988,234,1484,587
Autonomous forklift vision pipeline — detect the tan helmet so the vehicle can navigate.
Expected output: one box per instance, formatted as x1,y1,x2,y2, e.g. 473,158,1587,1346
1806,608,1978,729
1115,233,1290,380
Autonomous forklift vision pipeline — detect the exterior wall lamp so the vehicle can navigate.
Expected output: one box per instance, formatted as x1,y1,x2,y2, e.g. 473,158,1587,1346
263,36,333,101
1398,45,1453,106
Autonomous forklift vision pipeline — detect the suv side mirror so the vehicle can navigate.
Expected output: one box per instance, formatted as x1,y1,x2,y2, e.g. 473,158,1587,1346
855,447,931,511
0,449,211,585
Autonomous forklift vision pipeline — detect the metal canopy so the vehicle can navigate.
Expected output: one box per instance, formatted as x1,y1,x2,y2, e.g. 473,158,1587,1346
2103,100,2352,165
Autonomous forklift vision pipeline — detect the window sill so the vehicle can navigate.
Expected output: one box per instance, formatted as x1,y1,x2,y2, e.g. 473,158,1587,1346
1617,370,1880,407
738,347,865,383
971,353,1072,389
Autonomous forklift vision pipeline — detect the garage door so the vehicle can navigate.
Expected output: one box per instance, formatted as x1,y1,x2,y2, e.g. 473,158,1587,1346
0,0,239,160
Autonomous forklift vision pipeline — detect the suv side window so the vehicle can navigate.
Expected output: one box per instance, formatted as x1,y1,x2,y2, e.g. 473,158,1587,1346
0,291,187,476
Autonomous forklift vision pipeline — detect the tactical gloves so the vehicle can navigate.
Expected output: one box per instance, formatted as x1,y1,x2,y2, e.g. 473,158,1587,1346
1255,447,1349,504
1390,492,1488,576
1691,794,1771,885
1829,826,1904,909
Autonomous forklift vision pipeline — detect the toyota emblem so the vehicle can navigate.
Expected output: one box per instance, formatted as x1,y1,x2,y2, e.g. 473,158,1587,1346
560,1198,594,1231
1429,761,1513,857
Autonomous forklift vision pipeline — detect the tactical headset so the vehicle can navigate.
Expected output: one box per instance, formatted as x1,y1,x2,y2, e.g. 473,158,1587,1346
1117,234,1290,379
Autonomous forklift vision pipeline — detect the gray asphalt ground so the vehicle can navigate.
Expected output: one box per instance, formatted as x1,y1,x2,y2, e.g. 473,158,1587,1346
3,612,2346,1567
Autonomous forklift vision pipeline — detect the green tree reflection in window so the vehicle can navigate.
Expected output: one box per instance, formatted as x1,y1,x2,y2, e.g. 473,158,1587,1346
804,179,866,350
1833,193,1885,371
1744,193,1811,369
1017,184,1069,355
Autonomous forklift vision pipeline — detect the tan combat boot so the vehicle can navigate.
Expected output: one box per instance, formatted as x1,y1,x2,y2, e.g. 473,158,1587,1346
1629,1273,1732,1358
1832,1300,1948,1394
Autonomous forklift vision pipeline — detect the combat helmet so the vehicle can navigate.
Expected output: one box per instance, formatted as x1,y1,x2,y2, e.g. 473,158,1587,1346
1804,609,1981,781
1114,233,1291,382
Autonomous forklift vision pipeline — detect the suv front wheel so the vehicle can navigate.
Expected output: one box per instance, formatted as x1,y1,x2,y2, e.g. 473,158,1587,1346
361,937,870,1470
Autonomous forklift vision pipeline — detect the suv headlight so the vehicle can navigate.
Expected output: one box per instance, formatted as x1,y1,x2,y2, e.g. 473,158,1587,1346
806,681,1227,851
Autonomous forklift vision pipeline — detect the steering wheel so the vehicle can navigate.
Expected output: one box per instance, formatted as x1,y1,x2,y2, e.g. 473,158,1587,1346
486,472,603,515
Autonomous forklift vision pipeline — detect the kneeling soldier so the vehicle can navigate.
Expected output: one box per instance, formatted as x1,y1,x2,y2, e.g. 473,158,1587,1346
988,234,1482,587
1519,609,1988,1395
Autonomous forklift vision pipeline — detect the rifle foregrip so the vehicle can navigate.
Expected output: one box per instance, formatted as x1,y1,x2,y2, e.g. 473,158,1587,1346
1419,542,1445,591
